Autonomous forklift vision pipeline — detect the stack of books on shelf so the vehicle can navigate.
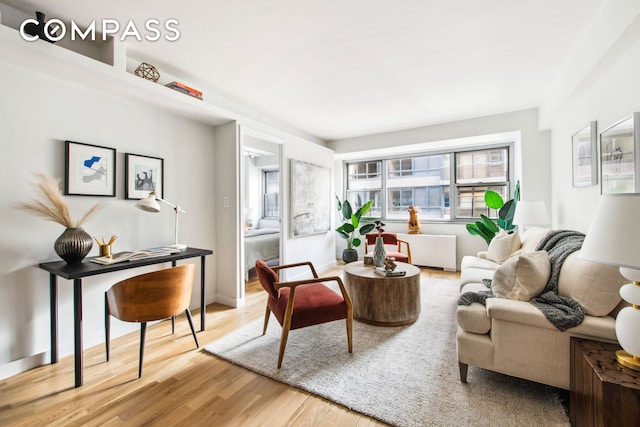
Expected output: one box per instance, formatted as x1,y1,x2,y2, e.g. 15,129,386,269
90,247,182,265
374,267,406,277
164,81,203,100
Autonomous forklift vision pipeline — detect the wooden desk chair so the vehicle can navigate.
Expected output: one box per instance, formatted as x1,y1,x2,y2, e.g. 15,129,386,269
255,259,353,368
105,264,199,378
365,232,412,264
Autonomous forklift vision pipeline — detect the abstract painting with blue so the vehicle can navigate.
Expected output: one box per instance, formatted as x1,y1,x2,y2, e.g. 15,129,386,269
65,140,116,197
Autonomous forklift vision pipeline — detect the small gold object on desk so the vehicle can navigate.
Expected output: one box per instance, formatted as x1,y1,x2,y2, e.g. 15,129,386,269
364,254,374,265
99,244,112,257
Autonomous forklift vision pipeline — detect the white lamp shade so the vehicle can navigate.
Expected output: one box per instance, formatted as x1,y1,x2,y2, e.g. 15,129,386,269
580,193,640,270
135,192,161,213
513,200,549,226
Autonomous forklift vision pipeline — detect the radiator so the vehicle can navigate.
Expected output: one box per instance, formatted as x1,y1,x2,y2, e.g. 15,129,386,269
398,233,457,271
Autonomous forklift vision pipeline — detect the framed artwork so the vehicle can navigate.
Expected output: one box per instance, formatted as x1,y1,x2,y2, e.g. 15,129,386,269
290,159,331,237
64,140,116,196
572,121,597,187
125,153,164,200
600,112,640,194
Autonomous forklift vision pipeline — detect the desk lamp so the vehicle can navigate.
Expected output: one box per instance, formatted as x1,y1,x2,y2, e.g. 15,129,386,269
580,193,640,371
135,190,187,250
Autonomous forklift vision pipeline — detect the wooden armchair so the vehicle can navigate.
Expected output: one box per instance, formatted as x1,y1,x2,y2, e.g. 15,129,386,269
365,232,412,264
105,264,199,378
255,259,353,368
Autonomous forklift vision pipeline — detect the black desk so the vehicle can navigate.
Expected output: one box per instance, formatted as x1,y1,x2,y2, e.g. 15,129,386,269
39,247,213,387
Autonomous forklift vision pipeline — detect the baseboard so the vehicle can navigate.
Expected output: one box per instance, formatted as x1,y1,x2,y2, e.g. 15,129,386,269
215,293,243,308
0,352,48,381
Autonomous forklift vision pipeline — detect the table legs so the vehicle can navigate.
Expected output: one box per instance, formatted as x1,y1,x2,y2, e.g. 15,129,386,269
200,255,206,331
49,273,58,364
73,278,83,387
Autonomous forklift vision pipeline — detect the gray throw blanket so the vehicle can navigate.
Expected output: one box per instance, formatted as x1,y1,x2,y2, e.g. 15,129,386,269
458,230,586,331
529,230,585,331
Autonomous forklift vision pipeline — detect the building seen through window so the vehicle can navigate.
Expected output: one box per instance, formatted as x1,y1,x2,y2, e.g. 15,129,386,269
345,146,510,221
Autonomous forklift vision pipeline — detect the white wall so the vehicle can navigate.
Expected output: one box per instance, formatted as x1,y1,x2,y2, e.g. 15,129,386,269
329,108,551,267
279,137,337,274
547,13,640,231
0,60,217,379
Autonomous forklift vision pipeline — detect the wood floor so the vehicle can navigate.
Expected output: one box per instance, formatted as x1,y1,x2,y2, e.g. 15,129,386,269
0,263,459,427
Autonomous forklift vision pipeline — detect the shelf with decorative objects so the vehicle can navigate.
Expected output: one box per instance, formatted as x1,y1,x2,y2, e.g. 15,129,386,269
0,10,230,126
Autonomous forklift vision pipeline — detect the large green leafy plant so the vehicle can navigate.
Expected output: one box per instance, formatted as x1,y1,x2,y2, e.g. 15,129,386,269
335,195,375,249
466,182,520,245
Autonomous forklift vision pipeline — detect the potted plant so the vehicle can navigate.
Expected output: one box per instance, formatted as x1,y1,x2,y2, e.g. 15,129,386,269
335,195,375,263
466,181,520,245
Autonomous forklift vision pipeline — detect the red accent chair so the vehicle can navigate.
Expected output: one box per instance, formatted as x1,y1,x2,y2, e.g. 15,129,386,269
255,259,353,368
365,232,412,264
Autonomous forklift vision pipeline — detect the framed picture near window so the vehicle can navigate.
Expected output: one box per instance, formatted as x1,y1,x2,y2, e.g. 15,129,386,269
571,121,597,187
65,140,116,196
125,153,164,200
600,113,640,194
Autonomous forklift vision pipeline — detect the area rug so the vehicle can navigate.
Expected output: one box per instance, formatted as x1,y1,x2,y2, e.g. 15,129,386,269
204,278,570,427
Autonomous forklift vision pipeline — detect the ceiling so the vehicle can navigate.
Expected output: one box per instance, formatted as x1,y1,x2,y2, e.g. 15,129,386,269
2,0,605,141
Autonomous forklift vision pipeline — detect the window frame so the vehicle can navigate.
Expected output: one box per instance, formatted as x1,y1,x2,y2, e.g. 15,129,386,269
262,169,279,219
343,142,514,223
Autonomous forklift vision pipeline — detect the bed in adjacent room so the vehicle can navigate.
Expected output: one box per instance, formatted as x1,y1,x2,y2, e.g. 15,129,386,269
244,219,280,278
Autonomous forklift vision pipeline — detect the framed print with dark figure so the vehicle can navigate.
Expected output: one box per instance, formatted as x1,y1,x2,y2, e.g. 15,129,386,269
125,153,164,200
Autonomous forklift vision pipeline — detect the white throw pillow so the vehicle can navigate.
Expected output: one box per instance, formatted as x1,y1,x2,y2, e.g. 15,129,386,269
520,227,551,253
558,251,626,316
492,251,551,301
487,230,521,263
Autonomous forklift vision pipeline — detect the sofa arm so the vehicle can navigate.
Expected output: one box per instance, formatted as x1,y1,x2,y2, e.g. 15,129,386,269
486,297,618,339
486,298,558,330
477,251,489,259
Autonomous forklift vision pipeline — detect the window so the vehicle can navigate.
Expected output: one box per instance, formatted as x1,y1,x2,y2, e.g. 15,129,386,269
344,145,510,221
455,148,509,218
263,170,279,218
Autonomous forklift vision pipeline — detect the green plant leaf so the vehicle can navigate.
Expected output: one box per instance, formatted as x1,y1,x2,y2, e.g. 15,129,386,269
466,223,480,235
359,199,374,217
336,230,349,239
352,237,361,247
480,214,499,233
359,223,375,235
342,200,352,221
485,191,504,209
351,214,359,228
335,194,342,212
341,223,354,233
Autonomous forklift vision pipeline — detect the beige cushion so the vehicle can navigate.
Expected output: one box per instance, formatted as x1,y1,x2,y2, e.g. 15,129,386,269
558,251,626,316
487,230,521,263
520,227,551,253
492,251,550,301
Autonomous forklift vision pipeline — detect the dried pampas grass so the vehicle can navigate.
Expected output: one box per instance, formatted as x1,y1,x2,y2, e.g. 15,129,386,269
15,173,104,228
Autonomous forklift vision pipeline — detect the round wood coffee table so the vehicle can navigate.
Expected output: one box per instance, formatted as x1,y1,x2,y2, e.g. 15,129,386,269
343,261,421,326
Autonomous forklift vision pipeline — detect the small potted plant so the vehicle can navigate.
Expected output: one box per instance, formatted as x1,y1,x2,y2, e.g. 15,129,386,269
335,195,375,263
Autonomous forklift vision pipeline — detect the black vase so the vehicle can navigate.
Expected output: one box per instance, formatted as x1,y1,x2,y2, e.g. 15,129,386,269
54,228,93,264
342,248,358,264
23,11,58,43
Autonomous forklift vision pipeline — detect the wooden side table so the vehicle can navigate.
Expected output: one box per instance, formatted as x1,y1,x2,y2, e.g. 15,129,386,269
570,337,640,426
343,261,421,326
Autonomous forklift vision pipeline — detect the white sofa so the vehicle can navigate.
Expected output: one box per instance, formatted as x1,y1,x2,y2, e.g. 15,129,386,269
456,227,627,390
